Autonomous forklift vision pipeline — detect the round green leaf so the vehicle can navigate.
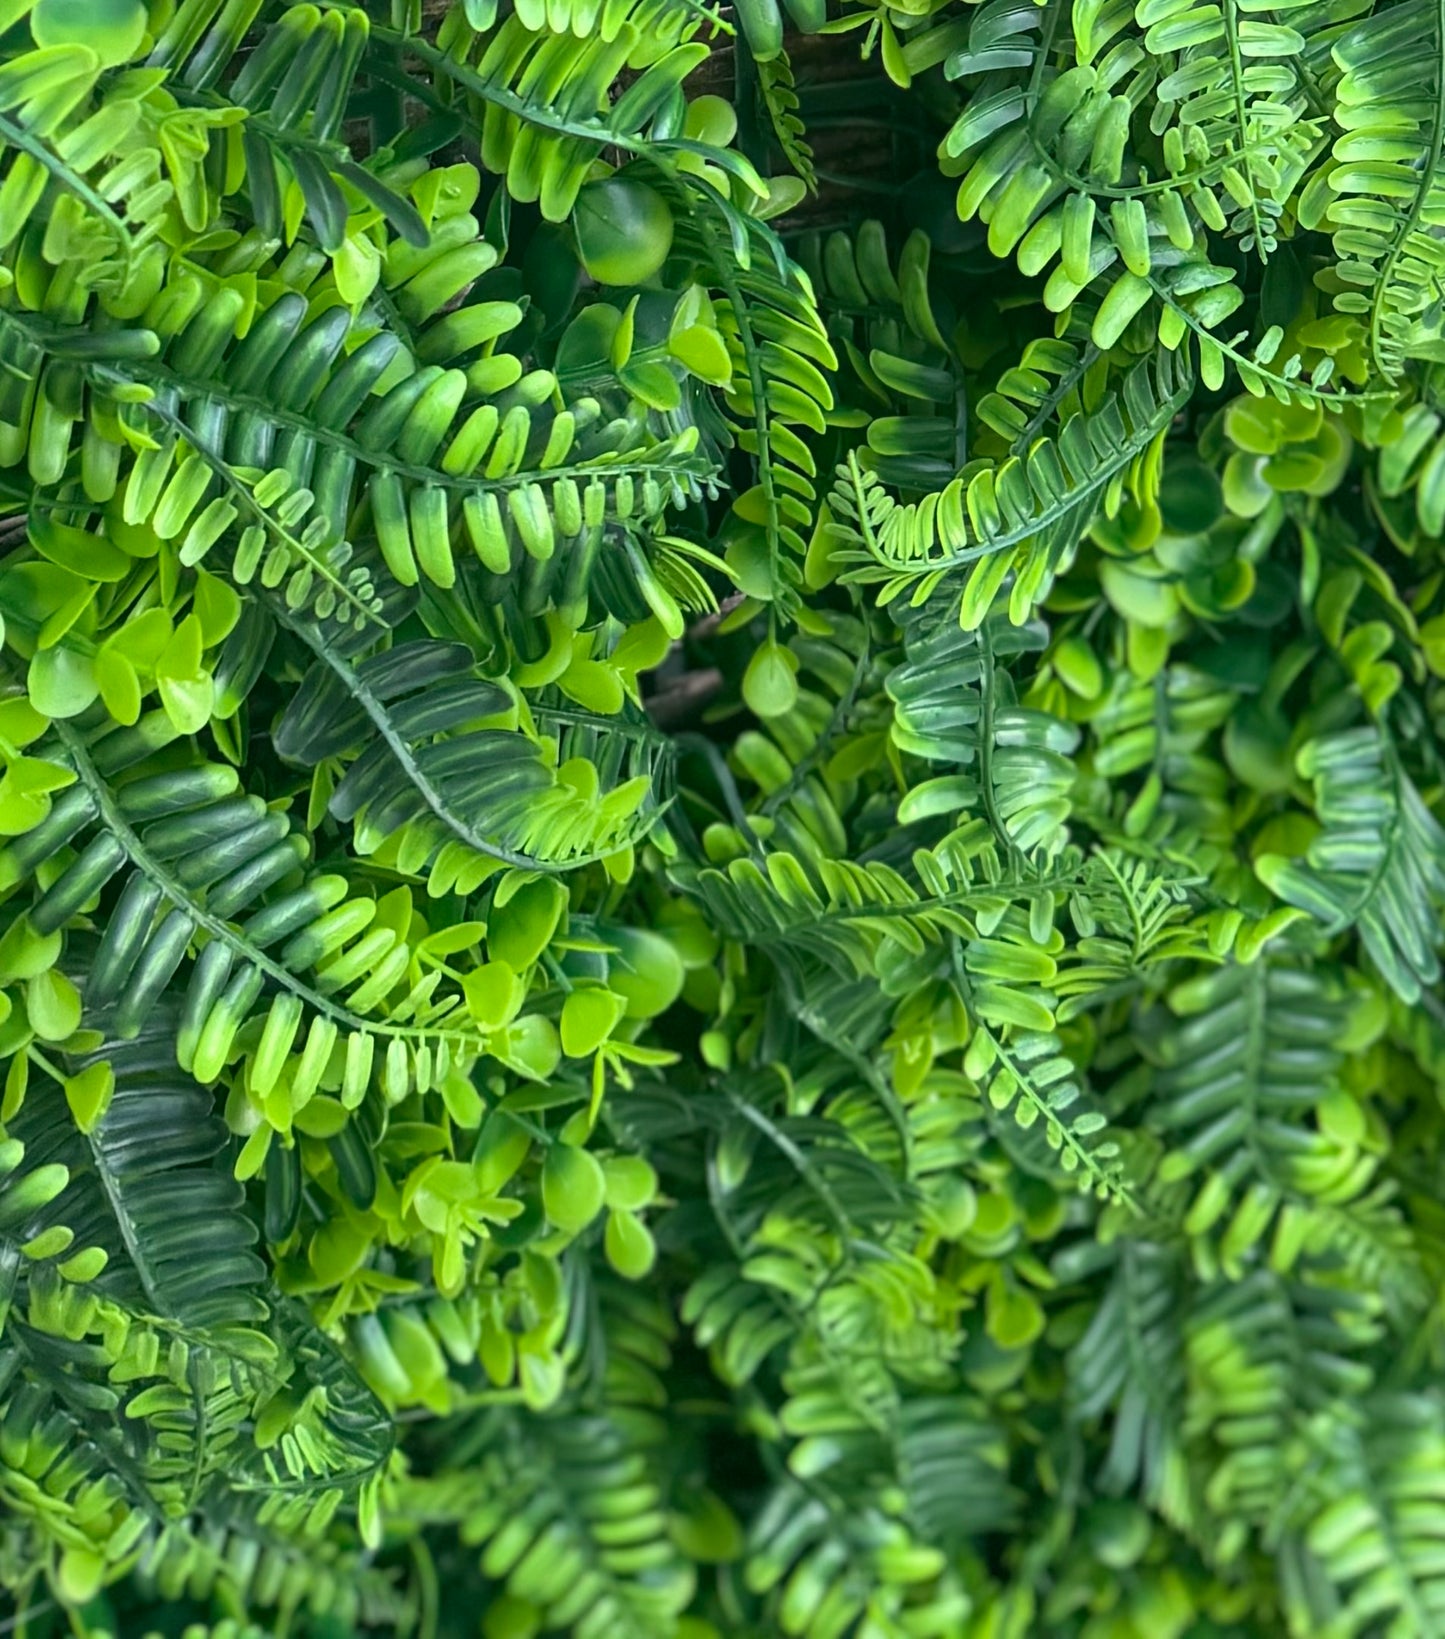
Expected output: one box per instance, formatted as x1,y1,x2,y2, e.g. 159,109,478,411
64,1062,114,1133
33,0,145,64
1223,700,1295,794
560,986,625,1057
27,967,80,1042
742,640,799,719
488,879,567,971
27,646,99,719
601,1153,657,1211
1086,1500,1152,1570
604,1206,656,1278
669,1491,745,1565
573,178,675,287
541,1142,606,1234
606,927,685,1020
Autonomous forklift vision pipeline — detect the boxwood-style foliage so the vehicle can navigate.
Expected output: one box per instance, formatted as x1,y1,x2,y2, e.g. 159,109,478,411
2,0,1445,1636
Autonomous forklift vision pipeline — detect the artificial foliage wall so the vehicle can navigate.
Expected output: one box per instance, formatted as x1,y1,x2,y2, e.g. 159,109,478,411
2,0,1445,1636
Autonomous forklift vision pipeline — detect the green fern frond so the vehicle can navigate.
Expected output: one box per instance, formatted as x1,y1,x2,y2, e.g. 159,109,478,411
743,1476,973,1639
1256,726,1445,1002
1327,0,1445,379
678,203,838,614
0,255,713,624
274,629,667,877
756,50,818,192
830,347,1192,614
387,0,759,222
1132,962,1384,1273
975,337,1107,455
1285,1395,1445,1637
886,604,1079,855
408,1404,694,1639
0,709,587,1126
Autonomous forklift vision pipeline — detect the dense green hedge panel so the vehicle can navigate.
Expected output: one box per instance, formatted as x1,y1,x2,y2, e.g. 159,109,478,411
2,0,1445,1636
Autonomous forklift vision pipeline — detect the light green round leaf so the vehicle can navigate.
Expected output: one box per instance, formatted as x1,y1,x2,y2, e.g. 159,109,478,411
0,916,63,983
33,0,144,64
95,647,141,726
684,94,738,147
602,1153,658,1211
985,1278,1045,1350
488,879,567,970
1223,700,1295,794
1052,635,1102,699
1222,452,1275,519
606,927,685,1020
64,1062,114,1134
464,961,524,1029
1098,560,1179,629
28,646,99,719
541,1142,606,1234
55,1544,105,1606
495,1014,561,1081
27,967,81,1042
604,1207,656,1278
573,177,674,287
1224,395,1320,455
670,1491,745,1565
561,986,625,1057
725,533,776,601
557,658,624,715
29,516,131,581
742,640,799,719
669,324,732,385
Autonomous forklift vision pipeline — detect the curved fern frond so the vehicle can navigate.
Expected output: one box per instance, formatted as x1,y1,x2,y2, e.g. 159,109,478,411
674,830,1077,978
757,50,818,192
126,1511,413,1631
942,0,1353,400
1255,726,1445,1002
274,628,669,877
151,0,426,256
1061,1239,1192,1518
743,1475,974,1638
0,251,714,626
10,1029,268,1326
0,1027,391,1601
1140,0,1324,258
1185,1270,1380,1538
0,39,173,299
975,336,1106,456
964,1023,1128,1197
407,1404,694,1639
677,202,838,614
802,223,965,493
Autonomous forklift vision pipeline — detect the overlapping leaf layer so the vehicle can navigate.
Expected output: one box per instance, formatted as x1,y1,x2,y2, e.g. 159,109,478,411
2,1,1445,1637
